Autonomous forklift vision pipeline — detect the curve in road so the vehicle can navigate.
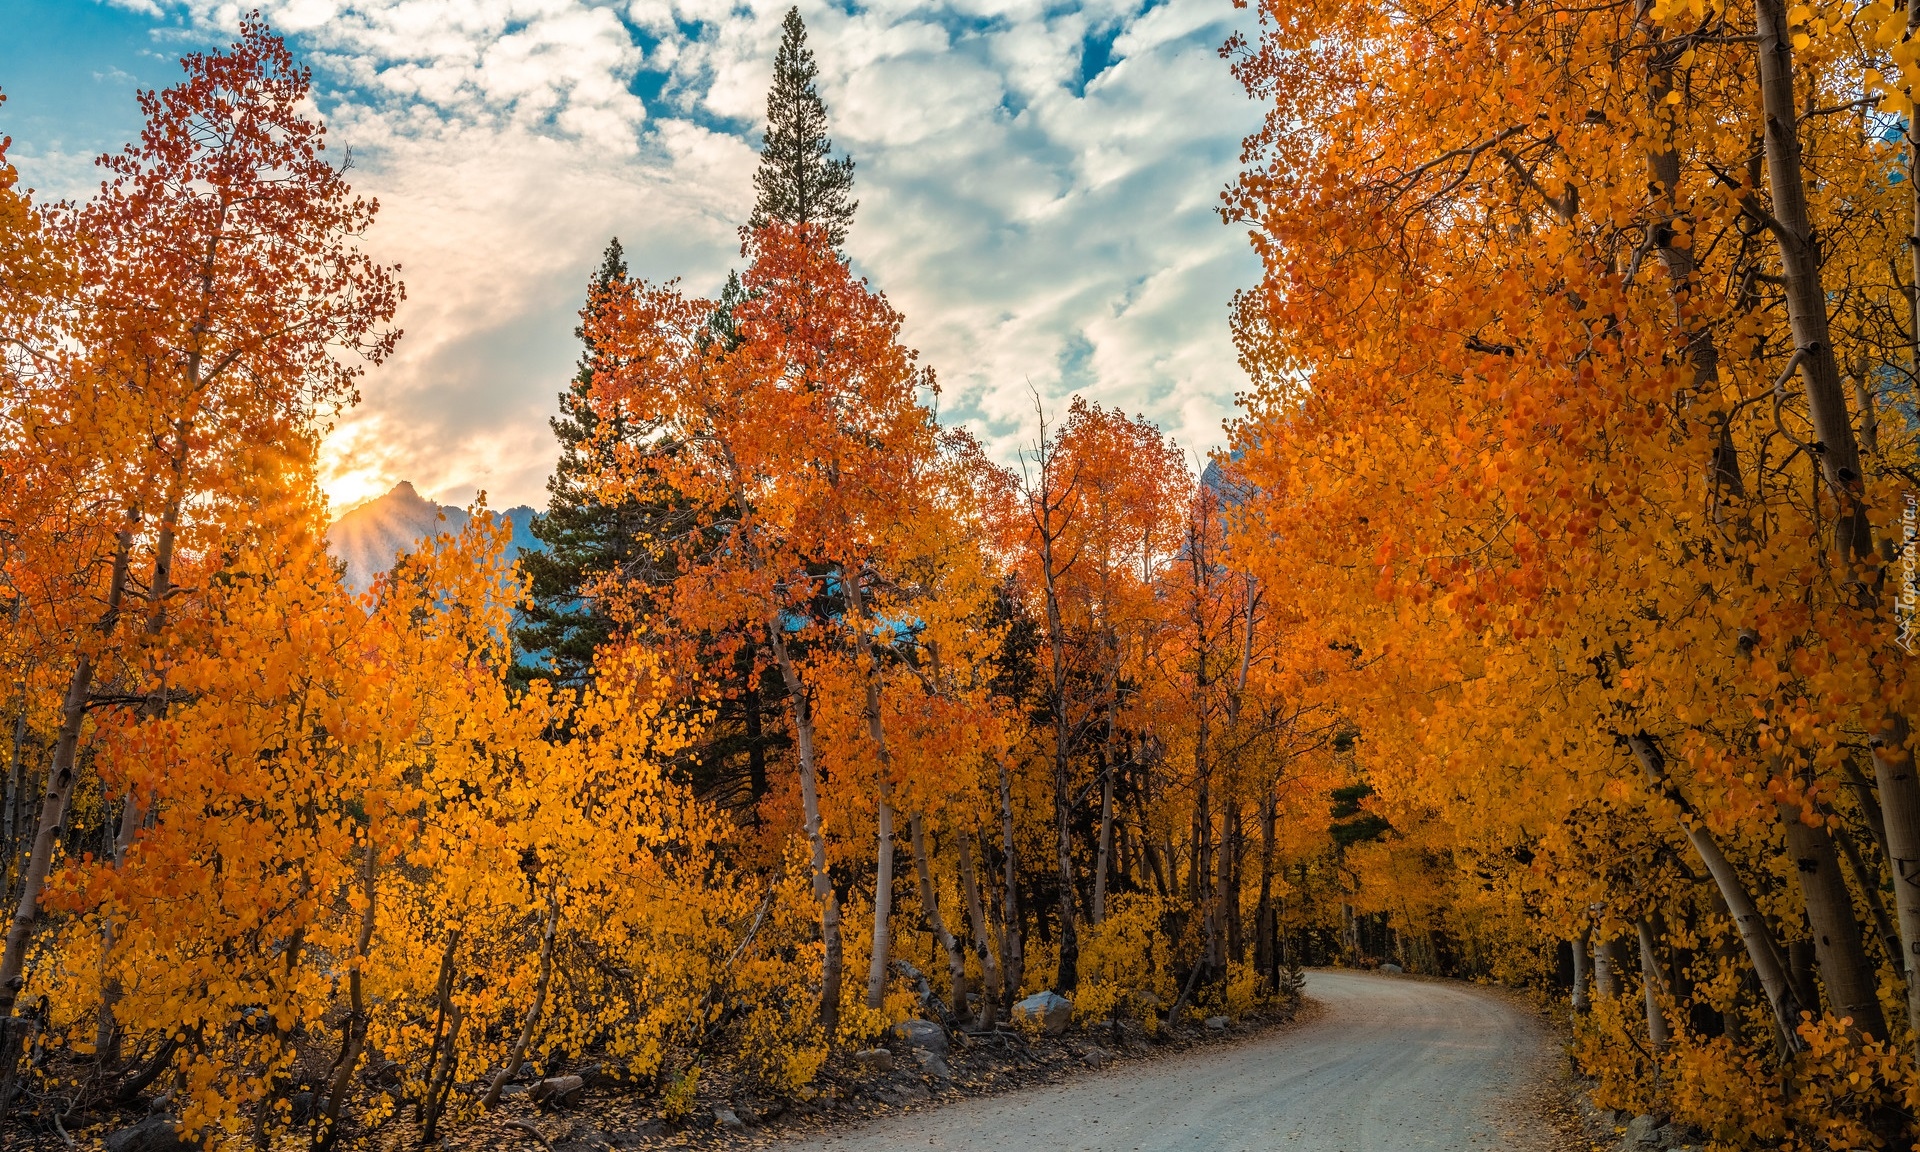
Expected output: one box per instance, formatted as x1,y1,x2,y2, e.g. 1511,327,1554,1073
773,969,1557,1152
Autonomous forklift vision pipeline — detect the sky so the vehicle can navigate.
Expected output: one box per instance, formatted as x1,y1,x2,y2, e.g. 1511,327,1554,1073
0,0,1264,514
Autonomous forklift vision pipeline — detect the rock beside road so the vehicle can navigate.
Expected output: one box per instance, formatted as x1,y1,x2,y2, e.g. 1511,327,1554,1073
1012,991,1073,1036
893,1018,949,1055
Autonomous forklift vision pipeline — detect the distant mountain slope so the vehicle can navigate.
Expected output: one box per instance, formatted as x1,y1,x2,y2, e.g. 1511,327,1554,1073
327,481,541,594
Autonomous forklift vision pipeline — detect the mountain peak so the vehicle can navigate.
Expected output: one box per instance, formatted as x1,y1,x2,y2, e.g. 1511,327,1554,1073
327,482,546,594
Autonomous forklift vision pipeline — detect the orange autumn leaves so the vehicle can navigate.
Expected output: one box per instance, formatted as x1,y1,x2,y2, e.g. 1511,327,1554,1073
0,21,760,1146
1223,0,1920,1143
0,12,1535,1152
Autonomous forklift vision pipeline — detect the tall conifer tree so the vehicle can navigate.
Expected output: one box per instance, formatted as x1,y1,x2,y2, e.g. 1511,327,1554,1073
513,240,648,689
749,7,857,247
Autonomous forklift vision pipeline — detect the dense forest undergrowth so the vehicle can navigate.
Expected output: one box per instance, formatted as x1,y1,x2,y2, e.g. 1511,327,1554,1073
8,0,1920,1148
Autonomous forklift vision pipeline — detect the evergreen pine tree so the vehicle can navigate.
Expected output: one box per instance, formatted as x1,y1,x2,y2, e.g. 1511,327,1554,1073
749,7,857,248
512,239,651,689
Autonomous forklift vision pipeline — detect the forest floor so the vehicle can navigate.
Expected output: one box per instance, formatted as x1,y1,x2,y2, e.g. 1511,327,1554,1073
453,969,1581,1152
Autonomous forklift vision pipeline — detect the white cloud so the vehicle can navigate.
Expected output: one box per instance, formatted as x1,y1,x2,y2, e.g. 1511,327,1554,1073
112,0,1262,509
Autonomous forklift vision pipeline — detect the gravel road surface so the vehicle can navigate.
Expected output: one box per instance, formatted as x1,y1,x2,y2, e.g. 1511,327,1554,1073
774,969,1556,1152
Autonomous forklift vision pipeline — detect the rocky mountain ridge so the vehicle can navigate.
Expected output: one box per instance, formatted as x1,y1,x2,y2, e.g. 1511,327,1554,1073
327,481,541,594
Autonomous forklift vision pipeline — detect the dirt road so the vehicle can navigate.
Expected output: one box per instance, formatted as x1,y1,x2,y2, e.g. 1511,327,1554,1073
774,970,1557,1152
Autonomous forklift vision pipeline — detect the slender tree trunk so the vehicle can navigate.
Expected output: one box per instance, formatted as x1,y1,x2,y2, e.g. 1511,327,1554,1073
1144,834,1169,898
1221,800,1243,967
1636,919,1671,1052
868,787,895,1010
997,756,1024,1002
1749,0,1920,1045
1048,743,1078,992
418,931,460,1132
254,919,310,1151
1639,19,1742,507
956,827,1000,1027
316,836,379,1150
1192,756,1212,963
421,999,462,1145
1750,0,1868,555
1036,498,1081,992
1787,940,1819,1017
770,628,843,1033
744,672,768,805
1092,754,1114,926
1630,733,1807,1050
1255,791,1277,985
483,895,561,1109
1593,930,1621,998
0,509,137,1015
1572,927,1591,1016
1845,757,1893,862
845,572,899,1012
909,815,969,1017
2,693,26,909
1833,825,1902,978
1780,803,1887,1039
98,425,195,1061
1868,715,1920,1057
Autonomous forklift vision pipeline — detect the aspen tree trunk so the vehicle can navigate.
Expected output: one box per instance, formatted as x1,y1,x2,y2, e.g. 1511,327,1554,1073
1026,427,1082,993
0,509,138,1014
1780,803,1887,1039
418,931,460,1134
1214,800,1239,973
997,756,1024,1001
1640,15,1744,503
1192,749,1212,926
1845,757,1893,862
1043,609,1079,991
1833,827,1902,974
770,628,844,1033
1091,755,1115,927
1750,0,1920,1047
1572,927,1591,1016
1593,932,1620,998
1255,791,1277,986
98,446,198,1059
1787,941,1819,1017
956,827,1000,1026
317,836,379,1150
2,695,25,908
421,999,462,1145
1867,714,1920,1057
1635,919,1671,1052
909,815,969,1016
1749,0,1867,553
483,896,561,1109
254,922,310,1152
1630,734,1807,1050
867,789,895,1010
1187,516,1217,976
845,574,898,1011
2,595,24,910
1144,835,1169,898
744,673,768,805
